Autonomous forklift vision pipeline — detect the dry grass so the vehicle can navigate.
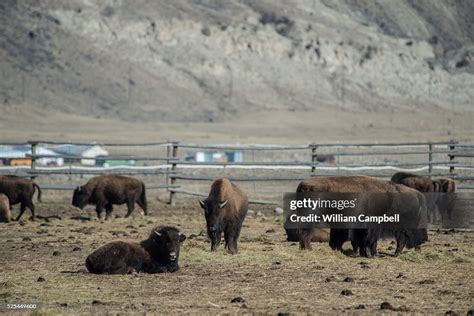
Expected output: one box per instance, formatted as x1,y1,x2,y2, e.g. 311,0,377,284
0,199,473,315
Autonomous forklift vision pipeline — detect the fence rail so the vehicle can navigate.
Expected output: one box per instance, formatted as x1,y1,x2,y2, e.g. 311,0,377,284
0,139,473,205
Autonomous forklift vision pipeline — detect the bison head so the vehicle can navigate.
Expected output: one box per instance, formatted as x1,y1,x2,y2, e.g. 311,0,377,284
72,186,90,209
147,226,186,263
199,199,228,246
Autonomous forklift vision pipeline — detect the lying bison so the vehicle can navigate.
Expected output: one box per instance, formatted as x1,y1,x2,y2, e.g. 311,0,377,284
296,176,428,257
285,227,329,243
72,175,147,220
391,172,456,221
0,193,12,223
86,226,186,274
0,175,42,220
199,177,248,254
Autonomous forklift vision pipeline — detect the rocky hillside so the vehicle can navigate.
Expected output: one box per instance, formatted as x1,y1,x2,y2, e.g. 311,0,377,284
1,0,473,123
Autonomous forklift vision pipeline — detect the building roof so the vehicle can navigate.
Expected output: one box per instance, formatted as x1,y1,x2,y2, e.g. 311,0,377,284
0,146,60,158
50,144,108,157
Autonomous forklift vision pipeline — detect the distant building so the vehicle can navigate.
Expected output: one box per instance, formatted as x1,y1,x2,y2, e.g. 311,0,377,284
50,144,109,165
185,151,243,163
0,146,64,166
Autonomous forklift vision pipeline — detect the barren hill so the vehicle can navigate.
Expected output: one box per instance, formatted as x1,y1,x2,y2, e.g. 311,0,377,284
0,0,473,141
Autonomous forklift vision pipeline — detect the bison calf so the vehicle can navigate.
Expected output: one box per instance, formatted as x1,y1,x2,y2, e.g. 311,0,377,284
0,193,12,223
286,227,329,243
86,226,186,274
72,175,147,220
0,175,41,221
199,177,248,254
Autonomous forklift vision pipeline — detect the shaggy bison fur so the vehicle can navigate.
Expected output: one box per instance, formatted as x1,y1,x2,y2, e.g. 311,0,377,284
72,175,147,220
391,172,456,221
296,176,428,257
86,226,186,274
0,193,12,223
0,175,42,220
199,177,248,254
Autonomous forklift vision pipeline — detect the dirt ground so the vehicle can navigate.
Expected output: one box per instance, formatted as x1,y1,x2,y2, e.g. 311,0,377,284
0,197,473,315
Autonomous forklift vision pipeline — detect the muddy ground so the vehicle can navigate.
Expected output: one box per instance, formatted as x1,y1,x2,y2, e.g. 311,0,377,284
0,198,473,315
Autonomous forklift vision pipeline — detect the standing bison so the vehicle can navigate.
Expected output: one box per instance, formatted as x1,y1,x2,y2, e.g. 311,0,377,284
0,193,12,223
0,175,42,220
391,172,456,221
199,177,248,254
86,226,186,274
72,175,147,220
296,176,428,257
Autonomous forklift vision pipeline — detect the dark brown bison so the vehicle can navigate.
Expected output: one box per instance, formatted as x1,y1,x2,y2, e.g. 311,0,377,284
391,172,456,221
0,193,12,223
86,226,186,274
391,172,439,192
199,177,248,254
72,175,147,220
435,178,456,219
0,175,42,220
296,176,427,257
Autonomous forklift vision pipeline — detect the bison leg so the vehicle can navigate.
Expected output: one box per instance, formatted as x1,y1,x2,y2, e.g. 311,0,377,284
136,199,147,216
225,224,241,254
394,232,407,256
108,261,132,274
351,229,366,257
15,204,26,221
351,241,359,254
370,240,378,257
368,227,380,257
26,200,36,220
95,202,105,220
329,229,348,251
105,203,114,220
125,199,136,218
298,229,313,250
16,202,34,221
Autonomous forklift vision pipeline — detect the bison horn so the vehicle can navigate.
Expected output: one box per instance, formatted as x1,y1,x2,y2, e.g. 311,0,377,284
219,200,228,208
199,199,206,209
154,231,162,237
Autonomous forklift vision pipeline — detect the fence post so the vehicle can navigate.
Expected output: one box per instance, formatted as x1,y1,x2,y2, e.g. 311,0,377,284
168,142,179,205
166,142,171,193
448,140,456,175
311,145,318,175
29,141,37,180
428,143,433,176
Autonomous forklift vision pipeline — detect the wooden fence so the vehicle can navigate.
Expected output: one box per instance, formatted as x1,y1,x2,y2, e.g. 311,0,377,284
0,140,473,204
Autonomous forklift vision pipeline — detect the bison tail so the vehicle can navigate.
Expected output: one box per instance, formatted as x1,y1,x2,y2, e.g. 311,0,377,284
140,183,147,212
34,183,42,202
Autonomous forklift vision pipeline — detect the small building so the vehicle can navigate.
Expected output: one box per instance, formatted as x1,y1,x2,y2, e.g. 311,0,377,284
0,145,64,166
51,144,109,166
185,151,243,163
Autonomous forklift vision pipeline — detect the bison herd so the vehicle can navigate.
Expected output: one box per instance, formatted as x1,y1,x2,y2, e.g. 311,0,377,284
0,172,456,275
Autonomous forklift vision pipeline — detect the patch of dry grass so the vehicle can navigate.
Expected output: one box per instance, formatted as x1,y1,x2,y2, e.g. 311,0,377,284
0,200,473,314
